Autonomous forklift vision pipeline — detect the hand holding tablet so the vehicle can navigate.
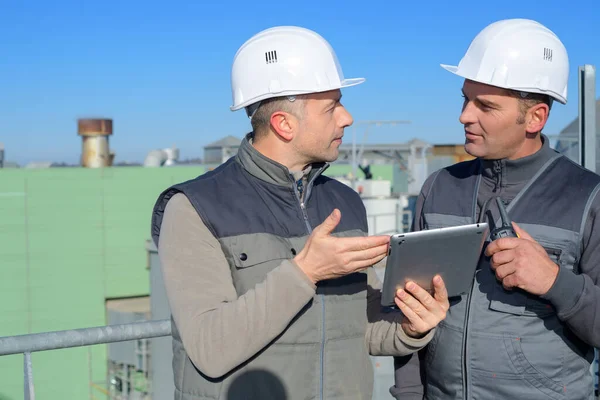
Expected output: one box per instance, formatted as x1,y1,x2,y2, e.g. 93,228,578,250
381,223,489,308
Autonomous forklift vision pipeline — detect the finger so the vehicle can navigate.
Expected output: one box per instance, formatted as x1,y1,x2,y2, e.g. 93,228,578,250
314,209,341,236
338,235,391,252
490,250,514,270
394,297,424,327
350,243,389,262
495,264,516,280
404,281,442,313
396,289,440,335
397,285,431,317
511,222,532,241
485,237,520,256
347,251,388,272
432,275,449,310
394,296,423,325
502,275,517,290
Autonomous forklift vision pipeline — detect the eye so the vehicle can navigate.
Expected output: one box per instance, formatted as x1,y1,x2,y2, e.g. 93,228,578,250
478,102,492,112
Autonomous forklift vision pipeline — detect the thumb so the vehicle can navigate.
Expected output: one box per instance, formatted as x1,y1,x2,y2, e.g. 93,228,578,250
316,209,341,236
512,222,532,241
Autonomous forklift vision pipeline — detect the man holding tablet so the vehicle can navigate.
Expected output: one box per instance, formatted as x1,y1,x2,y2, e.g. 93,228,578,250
392,19,600,400
151,26,449,400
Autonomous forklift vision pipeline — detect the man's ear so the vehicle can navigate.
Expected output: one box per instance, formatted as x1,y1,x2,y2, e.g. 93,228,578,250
270,111,299,142
525,103,550,134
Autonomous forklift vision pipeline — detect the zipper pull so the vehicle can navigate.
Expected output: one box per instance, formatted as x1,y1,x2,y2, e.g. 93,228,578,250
296,178,304,200
493,162,501,193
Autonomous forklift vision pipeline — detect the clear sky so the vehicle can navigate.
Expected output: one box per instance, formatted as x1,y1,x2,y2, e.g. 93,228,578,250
1,0,599,165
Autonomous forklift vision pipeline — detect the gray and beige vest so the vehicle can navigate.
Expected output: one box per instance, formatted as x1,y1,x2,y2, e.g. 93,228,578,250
152,137,373,400
421,154,600,400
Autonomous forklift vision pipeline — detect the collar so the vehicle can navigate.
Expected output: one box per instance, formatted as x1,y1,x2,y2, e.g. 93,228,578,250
235,132,328,186
290,165,312,182
480,134,559,184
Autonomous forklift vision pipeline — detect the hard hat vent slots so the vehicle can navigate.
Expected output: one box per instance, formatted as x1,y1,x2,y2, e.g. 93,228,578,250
265,50,278,64
544,48,553,62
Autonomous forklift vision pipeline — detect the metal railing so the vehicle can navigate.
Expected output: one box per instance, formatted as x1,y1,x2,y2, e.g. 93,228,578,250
0,318,599,399
0,320,172,399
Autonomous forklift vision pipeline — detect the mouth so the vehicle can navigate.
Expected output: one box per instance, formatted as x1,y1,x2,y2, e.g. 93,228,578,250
333,136,343,143
465,130,481,139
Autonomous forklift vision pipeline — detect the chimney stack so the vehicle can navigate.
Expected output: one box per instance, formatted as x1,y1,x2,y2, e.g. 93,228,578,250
77,119,113,168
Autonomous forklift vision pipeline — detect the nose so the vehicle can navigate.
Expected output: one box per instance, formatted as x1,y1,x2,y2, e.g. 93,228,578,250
338,105,354,128
459,99,477,125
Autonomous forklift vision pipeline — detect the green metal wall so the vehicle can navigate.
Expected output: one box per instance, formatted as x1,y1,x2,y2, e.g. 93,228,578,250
0,163,391,399
325,164,394,181
0,166,206,399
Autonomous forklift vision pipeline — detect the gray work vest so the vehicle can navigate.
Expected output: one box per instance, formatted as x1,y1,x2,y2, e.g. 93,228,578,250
151,136,373,400
421,155,600,400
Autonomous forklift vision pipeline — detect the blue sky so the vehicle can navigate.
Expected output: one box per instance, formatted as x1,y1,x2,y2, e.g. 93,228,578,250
1,0,599,165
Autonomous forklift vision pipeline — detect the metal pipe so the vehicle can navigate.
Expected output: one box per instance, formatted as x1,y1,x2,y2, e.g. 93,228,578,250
0,320,171,356
24,352,35,400
579,65,596,172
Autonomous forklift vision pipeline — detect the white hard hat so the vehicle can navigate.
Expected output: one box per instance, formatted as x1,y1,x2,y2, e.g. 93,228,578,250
441,19,569,104
230,26,365,114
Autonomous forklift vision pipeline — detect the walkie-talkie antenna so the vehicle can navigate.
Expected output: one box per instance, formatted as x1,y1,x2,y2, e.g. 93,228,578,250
496,197,511,228
490,197,518,240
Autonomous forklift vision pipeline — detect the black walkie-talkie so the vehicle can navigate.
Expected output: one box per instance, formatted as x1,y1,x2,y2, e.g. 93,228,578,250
489,197,519,240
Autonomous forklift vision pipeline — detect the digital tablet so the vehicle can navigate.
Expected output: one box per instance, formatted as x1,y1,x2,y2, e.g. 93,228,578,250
380,223,489,307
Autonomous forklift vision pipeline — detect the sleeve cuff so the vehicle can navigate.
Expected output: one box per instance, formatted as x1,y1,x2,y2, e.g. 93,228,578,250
540,266,585,315
286,259,317,291
397,327,436,350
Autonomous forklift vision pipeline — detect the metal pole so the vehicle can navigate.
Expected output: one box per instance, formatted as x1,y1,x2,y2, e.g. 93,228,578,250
122,363,129,399
0,320,171,356
373,215,377,235
579,64,599,399
24,352,35,400
351,125,356,183
87,347,93,400
579,65,596,172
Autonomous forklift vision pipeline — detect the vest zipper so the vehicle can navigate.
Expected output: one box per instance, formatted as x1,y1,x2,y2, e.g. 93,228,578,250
293,175,324,400
462,282,475,399
462,173,483,400
465,159,503,398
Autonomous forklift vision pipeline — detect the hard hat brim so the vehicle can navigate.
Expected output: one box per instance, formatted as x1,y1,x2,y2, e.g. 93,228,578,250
440,64,459,75
439,64,567,104
340,77,366,88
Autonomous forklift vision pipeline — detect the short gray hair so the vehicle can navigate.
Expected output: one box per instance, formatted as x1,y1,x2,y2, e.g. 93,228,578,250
249,96,305,140
507,90,553,125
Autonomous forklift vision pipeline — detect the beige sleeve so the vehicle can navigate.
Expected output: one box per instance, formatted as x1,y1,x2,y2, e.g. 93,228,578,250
365,259,435,356
158,193,317,378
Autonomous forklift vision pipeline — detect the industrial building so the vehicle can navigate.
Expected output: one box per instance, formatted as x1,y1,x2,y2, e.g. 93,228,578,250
202,135,243,165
